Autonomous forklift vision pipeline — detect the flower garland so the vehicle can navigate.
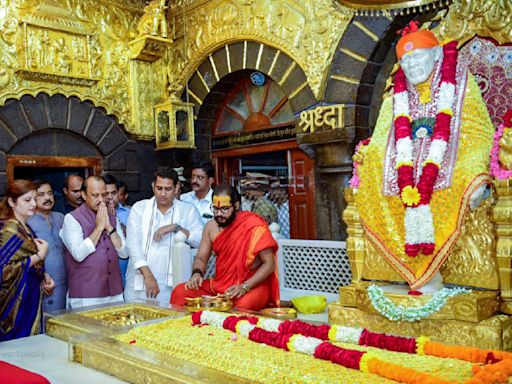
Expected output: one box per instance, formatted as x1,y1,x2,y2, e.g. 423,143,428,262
490,109,512,180
367,284,470,322
349,138,371,189
393,41,458,257
192,310,512,384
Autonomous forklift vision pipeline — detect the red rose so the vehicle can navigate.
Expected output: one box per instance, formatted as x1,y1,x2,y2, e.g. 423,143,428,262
503,109,512,128
191,311,203,325
394,69,408,93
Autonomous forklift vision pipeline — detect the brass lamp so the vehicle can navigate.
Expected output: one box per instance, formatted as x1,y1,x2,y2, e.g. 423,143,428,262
154,97,195,150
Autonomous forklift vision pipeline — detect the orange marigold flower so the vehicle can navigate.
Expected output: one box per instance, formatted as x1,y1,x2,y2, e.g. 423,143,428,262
367,357,451,384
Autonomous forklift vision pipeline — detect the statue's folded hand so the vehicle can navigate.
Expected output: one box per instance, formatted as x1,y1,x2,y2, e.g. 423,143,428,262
469,184,488,211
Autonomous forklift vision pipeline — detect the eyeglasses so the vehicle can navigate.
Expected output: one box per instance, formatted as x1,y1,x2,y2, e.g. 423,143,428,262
211,205,232,214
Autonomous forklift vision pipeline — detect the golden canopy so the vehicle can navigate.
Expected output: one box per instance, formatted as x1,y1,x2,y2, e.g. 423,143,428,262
337,0,451,15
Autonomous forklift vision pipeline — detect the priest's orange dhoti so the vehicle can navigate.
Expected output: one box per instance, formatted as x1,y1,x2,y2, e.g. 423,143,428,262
170,211,280,311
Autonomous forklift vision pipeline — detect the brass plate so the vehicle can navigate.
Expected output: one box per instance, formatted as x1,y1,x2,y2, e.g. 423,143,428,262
260,307,298,319
80,303,179,327
45,303,185,342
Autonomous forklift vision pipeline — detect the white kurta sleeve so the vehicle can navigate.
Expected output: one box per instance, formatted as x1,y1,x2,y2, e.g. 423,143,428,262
183,204,204,248
60,214,96,262
115,217,128,259
126,201,148,270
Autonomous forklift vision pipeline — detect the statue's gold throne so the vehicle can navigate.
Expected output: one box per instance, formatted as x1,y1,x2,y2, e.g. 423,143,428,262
328,4,512,350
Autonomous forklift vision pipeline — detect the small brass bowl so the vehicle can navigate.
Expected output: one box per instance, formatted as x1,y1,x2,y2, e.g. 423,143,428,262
184,295,233,312
184,297,203,312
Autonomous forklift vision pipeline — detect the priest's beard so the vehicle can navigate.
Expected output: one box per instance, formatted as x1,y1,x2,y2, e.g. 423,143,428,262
215,210,237,228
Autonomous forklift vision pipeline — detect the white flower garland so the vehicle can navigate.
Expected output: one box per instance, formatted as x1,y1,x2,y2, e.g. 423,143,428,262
393,54,456,250
328,325,364,345
288,334,324,355
197,310,366,345
257,317,282,332
236,320,256,338
200,310,227,328
367,284,470,322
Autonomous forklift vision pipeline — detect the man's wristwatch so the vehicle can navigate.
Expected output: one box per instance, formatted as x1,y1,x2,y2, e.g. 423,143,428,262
241,282,250,293
108,227,115,235
173,224,181,233
192,268,203,277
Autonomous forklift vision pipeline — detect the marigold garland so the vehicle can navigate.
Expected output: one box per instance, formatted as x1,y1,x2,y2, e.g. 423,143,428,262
423,341,512,364
192,310,512,384
366,358,452,384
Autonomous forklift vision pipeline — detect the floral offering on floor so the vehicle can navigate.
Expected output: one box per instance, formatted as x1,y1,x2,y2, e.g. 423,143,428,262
115,312,512,384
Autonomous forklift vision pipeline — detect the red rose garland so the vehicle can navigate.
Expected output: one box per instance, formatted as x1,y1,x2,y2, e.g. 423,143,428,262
190,311,512,384
393,41,458,256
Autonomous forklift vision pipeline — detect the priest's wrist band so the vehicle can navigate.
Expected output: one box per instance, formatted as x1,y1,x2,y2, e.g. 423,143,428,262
241,282,250,293
192,268,203,277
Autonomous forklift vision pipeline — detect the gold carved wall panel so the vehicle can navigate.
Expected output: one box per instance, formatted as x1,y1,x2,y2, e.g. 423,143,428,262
168,0,351,99
129,59,166,137
0,0,353,138
0,0,167,139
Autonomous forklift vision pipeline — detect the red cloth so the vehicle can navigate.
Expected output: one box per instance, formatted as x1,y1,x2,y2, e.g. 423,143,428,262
171,211,280,311
0,361,50,384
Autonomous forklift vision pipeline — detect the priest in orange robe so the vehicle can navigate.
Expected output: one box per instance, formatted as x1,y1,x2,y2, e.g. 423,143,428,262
170,184,279,311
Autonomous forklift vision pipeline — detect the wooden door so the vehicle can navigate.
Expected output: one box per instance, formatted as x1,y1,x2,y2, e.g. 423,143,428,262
214,157,240,186
289,148,316,239
7,155,102,186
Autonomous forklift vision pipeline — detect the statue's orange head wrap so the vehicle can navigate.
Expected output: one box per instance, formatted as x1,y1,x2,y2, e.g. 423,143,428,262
396,21,439,60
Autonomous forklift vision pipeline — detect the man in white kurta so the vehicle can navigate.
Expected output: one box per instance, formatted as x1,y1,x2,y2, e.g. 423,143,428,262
180,160,215,225
124,167,203,307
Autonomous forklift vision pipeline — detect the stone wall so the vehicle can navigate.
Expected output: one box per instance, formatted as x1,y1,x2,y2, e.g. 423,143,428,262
0,94,158,203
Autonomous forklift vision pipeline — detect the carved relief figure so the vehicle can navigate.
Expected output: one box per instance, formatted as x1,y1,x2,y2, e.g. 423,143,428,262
53,37,71,73
270,3,305,47
137,0,169,38
0,11,17,88
41,30,52,68
72,35,87,62
27,30,41,69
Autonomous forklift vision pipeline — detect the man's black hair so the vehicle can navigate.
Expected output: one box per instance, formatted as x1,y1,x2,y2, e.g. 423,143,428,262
103,174,119,190
191,160,214,178
33,179,52,190
153,166,178,185
118,181,128,193
63,174,82,189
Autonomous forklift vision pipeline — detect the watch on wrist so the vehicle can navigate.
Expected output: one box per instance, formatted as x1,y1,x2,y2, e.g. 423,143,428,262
109,227,115,235
173,224,181,233
241,282,250,292
192,268,203,277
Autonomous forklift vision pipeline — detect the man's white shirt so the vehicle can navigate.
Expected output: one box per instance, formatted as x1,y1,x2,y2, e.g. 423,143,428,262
60,213,128,308
60,215,128,262
181,188,213,225
124,197,203,301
